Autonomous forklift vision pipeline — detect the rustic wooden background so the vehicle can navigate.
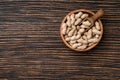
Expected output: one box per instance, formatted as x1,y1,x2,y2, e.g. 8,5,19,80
0,0,120,80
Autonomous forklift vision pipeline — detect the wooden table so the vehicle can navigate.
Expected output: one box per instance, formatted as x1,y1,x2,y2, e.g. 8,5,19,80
0,0,120,80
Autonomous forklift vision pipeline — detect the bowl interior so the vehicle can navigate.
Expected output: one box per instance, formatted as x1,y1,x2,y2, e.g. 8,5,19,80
60,9,103,52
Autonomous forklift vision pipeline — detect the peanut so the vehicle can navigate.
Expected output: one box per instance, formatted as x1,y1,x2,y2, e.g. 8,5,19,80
72,43,79,49
77,38,87,44
62,28,66,35
65,37,71,41
70,40,76,44
76,34,81,40
68,29,75,37
95,21,100,30
78,28,85,33
77,44,87,50
61,23,67,28
71,36,76,41
88,38,98,43
88,42,94,46
75,18,82,25
78,43,82,46
81,24,89,29
71,35,81,41
66,15,70,21
92,27,101,35
87,29,92,39
70,14,75,25
82,20,91,26
66,16,71,26
61,23,67,35
71,18,75,24
66,20,71,27
75,12,83,19
66,27,71,34
81,14,88,19
70,14,75,20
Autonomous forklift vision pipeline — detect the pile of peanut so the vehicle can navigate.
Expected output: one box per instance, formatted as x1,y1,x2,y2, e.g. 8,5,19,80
61,11,102,50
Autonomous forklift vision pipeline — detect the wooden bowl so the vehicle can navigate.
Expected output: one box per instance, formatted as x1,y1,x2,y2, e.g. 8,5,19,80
60,9,103,52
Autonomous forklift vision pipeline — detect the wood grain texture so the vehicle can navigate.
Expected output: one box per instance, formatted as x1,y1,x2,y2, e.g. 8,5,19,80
0,0,120,80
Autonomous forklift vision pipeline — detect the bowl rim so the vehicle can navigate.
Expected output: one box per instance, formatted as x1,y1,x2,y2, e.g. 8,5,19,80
60,9,103,52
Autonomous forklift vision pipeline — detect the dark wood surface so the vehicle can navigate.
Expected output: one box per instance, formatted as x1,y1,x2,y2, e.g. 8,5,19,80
0,0,120,80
